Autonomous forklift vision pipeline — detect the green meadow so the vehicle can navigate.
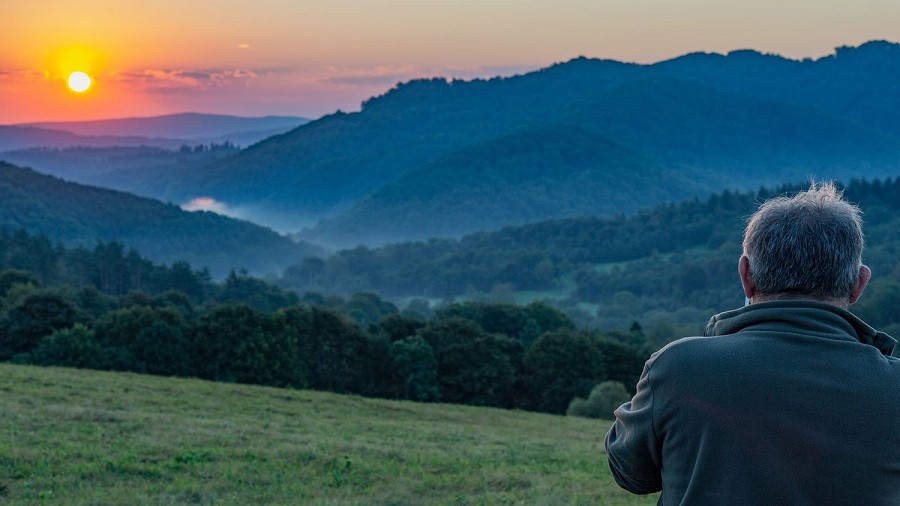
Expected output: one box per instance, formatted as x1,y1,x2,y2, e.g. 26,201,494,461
0,363,658,505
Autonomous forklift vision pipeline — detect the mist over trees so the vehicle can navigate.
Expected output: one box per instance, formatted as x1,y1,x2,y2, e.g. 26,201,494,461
278,178,900,339
2,175,898,418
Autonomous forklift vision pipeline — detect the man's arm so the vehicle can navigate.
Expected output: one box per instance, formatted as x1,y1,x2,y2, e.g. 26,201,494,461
604,360,663,494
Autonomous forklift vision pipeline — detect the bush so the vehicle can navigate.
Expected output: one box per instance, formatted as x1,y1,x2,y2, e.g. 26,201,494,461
390,336,440,402
566,381,631,420
18,324,117,369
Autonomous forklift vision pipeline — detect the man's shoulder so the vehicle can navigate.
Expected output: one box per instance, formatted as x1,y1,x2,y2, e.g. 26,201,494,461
656,332,744,354
647,334,730,369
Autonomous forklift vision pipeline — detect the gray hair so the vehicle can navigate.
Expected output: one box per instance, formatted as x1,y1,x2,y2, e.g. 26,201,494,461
742,182,864,299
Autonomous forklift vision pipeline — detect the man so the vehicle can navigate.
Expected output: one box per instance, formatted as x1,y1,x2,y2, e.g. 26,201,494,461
605,183,900,505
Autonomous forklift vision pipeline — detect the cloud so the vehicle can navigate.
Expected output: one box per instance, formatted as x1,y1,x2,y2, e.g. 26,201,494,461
0,68,48,80
109,68,258,93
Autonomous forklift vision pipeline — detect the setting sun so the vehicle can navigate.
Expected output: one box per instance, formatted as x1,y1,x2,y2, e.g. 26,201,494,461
67,71,92,93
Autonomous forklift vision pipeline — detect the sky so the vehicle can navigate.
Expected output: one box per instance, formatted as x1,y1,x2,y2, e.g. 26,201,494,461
2,0,899,124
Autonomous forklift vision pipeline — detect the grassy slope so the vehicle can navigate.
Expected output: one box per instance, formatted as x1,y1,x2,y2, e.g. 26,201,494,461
0,364,657,505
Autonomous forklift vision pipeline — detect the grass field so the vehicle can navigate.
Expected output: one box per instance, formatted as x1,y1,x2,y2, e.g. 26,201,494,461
0,363,658,505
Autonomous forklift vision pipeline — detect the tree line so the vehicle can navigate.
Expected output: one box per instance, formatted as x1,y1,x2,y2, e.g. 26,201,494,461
0,231,650,414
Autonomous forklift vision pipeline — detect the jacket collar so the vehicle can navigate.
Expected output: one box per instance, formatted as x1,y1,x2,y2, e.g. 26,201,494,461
704,300,897,357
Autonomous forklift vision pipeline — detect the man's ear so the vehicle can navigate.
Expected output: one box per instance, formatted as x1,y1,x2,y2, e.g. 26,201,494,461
848,265,871,305
739,255,755,301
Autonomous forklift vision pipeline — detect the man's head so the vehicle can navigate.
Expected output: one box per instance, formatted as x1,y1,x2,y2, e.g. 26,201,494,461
739,182,870,307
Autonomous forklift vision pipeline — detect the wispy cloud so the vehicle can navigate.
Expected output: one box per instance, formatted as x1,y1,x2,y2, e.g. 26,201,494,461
0,68,49,80
109,68,258,93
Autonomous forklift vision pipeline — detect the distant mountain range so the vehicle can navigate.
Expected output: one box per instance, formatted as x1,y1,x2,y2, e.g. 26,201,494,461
0,145,239,199
173,40,900,245
0,162,321,277
0,113,308,151
20,112,308,139
6,41,900,248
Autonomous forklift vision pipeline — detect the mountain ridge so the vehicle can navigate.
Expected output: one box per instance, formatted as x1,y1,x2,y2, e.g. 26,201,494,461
179,40,900,239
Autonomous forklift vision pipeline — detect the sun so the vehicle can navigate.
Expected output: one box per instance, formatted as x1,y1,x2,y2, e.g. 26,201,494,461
67,71,92,93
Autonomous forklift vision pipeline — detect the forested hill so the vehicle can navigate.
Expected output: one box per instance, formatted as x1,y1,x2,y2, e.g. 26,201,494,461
0,162,320,277
278,178,900,337
157,40,900,241
307,77,897,244
306,125,697,245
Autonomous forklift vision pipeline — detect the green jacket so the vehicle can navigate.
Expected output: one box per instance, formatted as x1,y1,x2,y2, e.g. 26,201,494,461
605,300,900,505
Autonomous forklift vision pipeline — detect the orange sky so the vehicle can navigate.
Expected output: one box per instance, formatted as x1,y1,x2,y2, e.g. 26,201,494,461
2,0,899,124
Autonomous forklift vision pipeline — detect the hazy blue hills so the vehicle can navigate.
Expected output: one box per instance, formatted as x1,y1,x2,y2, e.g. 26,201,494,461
310,77,898,245
0,144,239,200
146,41,900,244
18,112,308,142
0,162,321,277
157,63,646,228
0,113,309,152
9,42,900,246
0,125,169,152
0,114,310,208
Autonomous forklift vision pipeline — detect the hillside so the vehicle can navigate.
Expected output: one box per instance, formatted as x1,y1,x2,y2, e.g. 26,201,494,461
308,125,698,245
0,363,654,505
651,41,900,137
278,178,900,340
0,162,321,277
150,41,900,240
308,77,898,245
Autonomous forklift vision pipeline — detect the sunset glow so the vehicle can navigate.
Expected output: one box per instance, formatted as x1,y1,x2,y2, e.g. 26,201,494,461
3,0,900,124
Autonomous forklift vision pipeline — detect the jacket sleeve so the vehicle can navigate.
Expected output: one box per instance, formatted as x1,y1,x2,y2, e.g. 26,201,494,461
604,359,663,494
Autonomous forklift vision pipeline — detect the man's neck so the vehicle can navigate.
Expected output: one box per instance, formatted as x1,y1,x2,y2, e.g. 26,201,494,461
752,293,849,309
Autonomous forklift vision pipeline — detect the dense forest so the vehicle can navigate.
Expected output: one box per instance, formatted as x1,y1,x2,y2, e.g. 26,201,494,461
279,178,900,341
0,229,649,415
